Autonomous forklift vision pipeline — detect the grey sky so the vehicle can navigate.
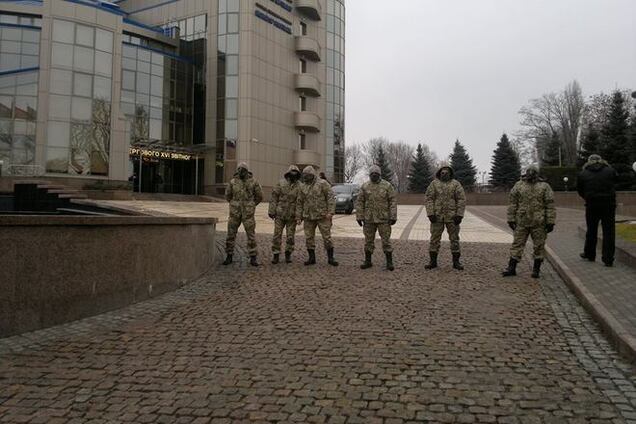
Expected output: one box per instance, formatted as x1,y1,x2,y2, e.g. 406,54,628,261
345,0,636,174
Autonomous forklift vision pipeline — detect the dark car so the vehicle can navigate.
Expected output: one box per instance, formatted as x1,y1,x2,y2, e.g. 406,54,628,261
333,184,359,214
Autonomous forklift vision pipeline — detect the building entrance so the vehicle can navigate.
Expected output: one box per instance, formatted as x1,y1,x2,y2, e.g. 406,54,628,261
130,155,204,195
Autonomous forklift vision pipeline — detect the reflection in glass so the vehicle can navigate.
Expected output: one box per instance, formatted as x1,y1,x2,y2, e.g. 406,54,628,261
46,147,69,173
50,69,72,95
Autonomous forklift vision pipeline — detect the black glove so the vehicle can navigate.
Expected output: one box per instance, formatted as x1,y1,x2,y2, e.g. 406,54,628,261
508,221,517,231
357,219,364,227
428,215,437,224
389,219,397,226
268,214,276,220
453,216,463,225
545,223,554,233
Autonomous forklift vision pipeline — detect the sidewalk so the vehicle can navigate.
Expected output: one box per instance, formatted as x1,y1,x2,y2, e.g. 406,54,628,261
471,206,636,363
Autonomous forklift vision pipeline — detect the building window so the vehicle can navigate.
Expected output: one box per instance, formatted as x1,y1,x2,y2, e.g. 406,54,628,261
299,59,307,73
298,133,306,150
300,21,307,36
216,0,240,184
299,96,306,111
0,18,40,168
46,19,112,176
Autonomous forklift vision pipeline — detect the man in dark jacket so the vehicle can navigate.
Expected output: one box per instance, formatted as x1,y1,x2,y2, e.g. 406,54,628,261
577,154,618,267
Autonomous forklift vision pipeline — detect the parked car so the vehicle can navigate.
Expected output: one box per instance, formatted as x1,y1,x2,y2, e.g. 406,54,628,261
333,184,359,214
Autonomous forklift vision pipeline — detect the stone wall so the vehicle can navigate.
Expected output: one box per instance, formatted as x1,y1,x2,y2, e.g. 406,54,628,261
0,216,216,337
396,192,636,217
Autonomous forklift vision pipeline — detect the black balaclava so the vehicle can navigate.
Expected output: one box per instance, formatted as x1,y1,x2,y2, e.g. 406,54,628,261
370,173,381,183
440,168,451,182
303,173,315,184
238,167,249,180
288,171,300,183
525,168,539,183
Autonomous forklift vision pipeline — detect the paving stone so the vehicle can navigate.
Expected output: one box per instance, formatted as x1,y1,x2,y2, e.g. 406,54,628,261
1,233,635,422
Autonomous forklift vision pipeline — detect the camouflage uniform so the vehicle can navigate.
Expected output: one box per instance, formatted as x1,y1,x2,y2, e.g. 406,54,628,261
507,179,556,260
425,167,466,253
356,178,397,253
296,166,336,251
225,164,263,256
269,165,300,255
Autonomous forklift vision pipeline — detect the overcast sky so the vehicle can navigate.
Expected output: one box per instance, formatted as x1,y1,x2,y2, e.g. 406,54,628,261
345,0,636,174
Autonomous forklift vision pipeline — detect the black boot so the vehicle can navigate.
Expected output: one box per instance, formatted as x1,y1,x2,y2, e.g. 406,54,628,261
222,254,233,265
452,252,464,271
531,259,543,278
360,250,373,269
424,252,438,270
250,256,259,267
502,258,518,277
304,250,316,266
327,248,339,266
285,251,292,263
385,252,395,271
271,254,280,264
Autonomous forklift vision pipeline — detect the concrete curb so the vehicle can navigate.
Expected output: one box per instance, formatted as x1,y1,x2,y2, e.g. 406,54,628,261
469,207,636,364
544,246,636,364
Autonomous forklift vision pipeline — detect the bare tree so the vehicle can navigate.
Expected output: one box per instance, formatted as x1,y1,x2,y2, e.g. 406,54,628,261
518,80,584,166
344,143,364,183
385,141,414,192
361,137,389,169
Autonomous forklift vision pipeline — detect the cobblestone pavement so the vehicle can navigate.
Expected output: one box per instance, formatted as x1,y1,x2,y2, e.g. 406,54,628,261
2,235,636,423
471,206,636,355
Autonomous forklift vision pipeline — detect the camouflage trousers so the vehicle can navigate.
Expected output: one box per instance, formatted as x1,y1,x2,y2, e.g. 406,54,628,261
304,218,333,250
429,222,461,253
271,218,297,254
510,226,547,260
225,214,257,256
363,223,393,253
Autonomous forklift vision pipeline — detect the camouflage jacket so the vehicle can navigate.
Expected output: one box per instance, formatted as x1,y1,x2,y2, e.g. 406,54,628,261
425,179,466,222
225,175,263,218
296,179,336,221
269,179,300,221
356,179,397,223
507,180,556,228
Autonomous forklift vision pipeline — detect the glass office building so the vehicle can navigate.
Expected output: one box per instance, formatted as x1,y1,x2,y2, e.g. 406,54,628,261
1,0,344,194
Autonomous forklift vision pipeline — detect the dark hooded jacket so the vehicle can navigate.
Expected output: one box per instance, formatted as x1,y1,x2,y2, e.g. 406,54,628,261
577,161,618,204
425,166,466,222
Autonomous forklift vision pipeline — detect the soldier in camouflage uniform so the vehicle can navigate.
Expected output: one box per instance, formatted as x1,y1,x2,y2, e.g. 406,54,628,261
295,166,338,266
269,165,301,264
502,166,556,278
424,165,466,270
223,162,264,267
356,165,398,271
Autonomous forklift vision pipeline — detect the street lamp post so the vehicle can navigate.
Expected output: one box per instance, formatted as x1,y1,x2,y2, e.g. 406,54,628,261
563,176,569,192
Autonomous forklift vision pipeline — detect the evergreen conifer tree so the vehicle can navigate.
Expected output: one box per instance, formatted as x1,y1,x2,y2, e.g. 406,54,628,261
407,143,434,192
579,127,601,164
542,131,562,166
489,133,521,190
375,145,394,184
600,90,634,189
449,139,477,191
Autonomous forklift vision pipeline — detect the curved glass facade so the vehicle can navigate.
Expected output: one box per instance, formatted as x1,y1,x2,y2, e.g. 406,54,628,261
325,0,345,182
216,0,240,184
47,19,113,175
0,15,41,168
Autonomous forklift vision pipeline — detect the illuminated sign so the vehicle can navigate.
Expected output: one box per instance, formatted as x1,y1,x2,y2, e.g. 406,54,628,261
129,147,193,161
